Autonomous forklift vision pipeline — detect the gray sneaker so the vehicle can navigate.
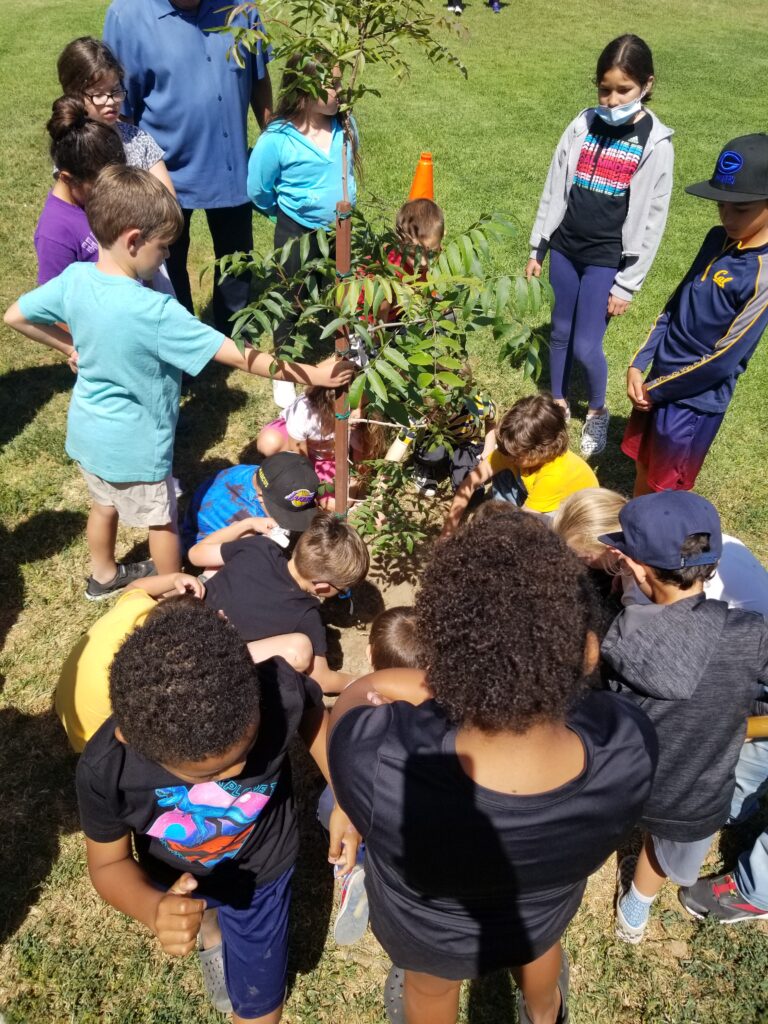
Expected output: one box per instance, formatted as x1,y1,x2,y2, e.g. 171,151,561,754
85,560,156,601
580,409,610,457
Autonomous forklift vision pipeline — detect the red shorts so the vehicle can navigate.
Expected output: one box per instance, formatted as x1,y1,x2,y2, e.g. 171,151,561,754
621,403,724,491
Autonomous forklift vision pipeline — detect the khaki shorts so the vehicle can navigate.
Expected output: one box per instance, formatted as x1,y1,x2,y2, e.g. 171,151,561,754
79,467,177,528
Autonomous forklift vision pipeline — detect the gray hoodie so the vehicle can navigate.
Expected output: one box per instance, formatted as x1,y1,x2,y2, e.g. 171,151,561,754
601,594,768,841
529,108,674,302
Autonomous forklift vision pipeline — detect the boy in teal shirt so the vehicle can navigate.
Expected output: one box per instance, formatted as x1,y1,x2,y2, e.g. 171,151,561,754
4,165,351,599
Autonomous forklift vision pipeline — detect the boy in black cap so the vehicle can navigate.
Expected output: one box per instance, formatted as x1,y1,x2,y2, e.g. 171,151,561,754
181,451,321,552
598,490,768,943
189,511,369,693
623,134,768,494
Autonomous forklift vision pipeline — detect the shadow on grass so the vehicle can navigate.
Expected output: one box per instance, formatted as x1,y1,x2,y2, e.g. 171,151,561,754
0,706,79,943
174,362,249,490
0,363,74,452
0,509,87,690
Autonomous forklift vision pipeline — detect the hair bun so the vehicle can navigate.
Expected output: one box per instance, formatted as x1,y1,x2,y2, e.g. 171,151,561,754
47,95,90,140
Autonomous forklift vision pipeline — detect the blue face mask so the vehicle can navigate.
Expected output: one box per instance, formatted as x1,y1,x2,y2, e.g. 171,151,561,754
595,94,644,127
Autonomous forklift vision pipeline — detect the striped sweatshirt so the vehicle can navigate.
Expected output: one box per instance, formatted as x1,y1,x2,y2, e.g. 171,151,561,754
631,226,768,412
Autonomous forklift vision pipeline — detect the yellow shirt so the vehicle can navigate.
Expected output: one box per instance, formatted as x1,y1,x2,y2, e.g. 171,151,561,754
55,590,156,753
487,448,598,514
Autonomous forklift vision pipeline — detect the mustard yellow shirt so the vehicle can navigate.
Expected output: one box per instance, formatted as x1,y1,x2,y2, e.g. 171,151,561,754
487,448,598,514
55,590,156,753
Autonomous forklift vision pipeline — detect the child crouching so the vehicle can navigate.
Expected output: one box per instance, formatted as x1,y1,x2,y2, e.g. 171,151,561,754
76,599,357,1019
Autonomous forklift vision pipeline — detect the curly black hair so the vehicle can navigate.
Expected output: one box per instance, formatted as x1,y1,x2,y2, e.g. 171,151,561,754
110,598,261,764
417,510,598,732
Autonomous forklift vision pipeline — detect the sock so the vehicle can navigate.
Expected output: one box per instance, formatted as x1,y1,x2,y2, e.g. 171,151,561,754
619,882,656,928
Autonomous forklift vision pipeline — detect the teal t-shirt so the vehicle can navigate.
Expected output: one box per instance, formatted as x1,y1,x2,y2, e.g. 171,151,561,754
18,263,224,482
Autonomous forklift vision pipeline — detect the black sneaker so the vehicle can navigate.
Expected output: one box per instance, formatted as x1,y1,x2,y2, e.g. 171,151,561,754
679,872,768,924
85,561,156,601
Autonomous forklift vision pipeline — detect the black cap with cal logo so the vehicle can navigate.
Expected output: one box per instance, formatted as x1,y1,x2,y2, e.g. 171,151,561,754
258,452,320,531
686,134,768,203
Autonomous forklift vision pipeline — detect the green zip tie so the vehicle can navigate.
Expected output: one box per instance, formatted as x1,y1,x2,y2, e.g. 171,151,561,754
336,269,353,279
335,410,351,420
337,210,353,221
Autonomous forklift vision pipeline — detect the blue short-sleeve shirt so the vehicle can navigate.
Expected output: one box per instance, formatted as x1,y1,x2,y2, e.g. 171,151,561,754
18,264,224,482
103,0,271,209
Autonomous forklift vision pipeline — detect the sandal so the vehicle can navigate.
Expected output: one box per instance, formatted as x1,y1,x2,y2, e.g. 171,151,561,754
517,949,570,1024
198,937,233,1014
384,963,405,1022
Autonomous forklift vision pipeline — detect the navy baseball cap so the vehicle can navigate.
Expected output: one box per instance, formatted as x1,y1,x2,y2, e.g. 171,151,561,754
598,491,722,569
257,452,320,531
686,134,768,203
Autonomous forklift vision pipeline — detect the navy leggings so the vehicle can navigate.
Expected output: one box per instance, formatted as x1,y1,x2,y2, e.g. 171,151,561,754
548,249,617,409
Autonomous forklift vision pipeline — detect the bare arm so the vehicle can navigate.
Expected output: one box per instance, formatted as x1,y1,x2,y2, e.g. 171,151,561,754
85,836,206,955
299,706,359,872
250,67,273,129
4,302,76,363
440,458,495,539
126,571,205,600
213,338,355,388
308,654,355,695
148,160,176,198
187,515,277,568
329,668,432,731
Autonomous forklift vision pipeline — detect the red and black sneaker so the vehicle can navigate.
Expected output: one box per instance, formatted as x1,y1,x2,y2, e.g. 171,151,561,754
679,872,768,924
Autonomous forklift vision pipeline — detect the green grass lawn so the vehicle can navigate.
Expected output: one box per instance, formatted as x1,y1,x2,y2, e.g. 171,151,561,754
2,1,768,1021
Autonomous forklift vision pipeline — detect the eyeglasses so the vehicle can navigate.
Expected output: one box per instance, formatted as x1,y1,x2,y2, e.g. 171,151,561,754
83,87,127,106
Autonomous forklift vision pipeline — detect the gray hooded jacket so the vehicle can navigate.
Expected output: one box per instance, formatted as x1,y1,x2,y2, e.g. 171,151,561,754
601,594,768,841
529,108,674,302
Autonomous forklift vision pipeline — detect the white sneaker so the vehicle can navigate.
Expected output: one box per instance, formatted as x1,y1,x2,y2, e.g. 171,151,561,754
580,409,610,457
615,854,647,944
333,865,369,945
272,378,297,410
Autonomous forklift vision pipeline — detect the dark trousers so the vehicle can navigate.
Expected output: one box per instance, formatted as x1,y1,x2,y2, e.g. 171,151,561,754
166,203,254,333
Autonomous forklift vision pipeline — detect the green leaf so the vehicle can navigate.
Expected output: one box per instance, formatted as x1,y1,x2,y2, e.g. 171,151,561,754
375,357,407,394
416,371,434,389
317,229,330,259
514,275,529,316
320,317,347,340
278,237,296,266
436,371,465,388
382,345,409,371
408,350,433,366
469,228,490,258
366,367,388,403
446,242,463,276
300,232,310,266
528,274,542,315
495,276,512,319
459,234,475,272
437,355,462,369
347,372,366,410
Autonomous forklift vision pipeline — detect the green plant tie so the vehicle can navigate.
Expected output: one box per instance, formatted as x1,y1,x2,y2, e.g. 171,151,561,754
335,410,351,420
337,210,353,221
336,270,353,278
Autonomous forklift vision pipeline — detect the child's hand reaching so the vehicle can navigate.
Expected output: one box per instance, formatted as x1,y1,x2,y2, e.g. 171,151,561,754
312,356,357,388
328,803,361,877
153,872,207,956
249,516,279,535
170,573,206,598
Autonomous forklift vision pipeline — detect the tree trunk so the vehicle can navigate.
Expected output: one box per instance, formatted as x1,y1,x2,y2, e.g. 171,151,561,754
334,198,352,517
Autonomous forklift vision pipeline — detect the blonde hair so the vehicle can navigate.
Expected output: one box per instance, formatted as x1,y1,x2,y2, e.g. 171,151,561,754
552,488,627,558
293,511,369,588
395,199,445,247
85,165,184,247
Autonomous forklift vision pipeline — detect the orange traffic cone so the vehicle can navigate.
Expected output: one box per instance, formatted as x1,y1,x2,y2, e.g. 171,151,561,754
408,152,434,201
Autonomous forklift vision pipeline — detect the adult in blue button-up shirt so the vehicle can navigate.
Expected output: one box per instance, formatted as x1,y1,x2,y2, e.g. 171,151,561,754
104,0,272,331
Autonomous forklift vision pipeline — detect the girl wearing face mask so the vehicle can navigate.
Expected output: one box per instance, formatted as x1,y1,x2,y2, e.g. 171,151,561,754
527,35,673,458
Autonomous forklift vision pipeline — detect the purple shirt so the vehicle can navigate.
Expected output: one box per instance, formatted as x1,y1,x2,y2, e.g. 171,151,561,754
34,193,98,284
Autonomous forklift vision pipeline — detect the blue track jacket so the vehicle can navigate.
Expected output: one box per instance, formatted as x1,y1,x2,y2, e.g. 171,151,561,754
631,226,768,412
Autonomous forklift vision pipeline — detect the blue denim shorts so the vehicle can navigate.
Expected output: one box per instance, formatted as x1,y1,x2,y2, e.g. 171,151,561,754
205,866,294,1019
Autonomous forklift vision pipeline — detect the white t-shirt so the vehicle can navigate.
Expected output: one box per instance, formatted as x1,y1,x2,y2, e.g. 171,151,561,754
622,534,768,617
284,395,333,443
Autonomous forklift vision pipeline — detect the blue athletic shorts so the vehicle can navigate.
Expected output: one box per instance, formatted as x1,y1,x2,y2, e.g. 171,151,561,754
204,866,294,1019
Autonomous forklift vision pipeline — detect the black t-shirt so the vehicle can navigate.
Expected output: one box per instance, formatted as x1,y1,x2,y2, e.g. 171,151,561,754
550,111,653,268
204,536,327,655
328,690,657,974
76,658,323,905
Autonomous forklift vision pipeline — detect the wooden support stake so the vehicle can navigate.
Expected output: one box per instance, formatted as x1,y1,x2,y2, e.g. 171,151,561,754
333,199,353,517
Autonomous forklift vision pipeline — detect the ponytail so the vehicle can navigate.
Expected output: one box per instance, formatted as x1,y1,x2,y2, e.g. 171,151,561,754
47,96,125,181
